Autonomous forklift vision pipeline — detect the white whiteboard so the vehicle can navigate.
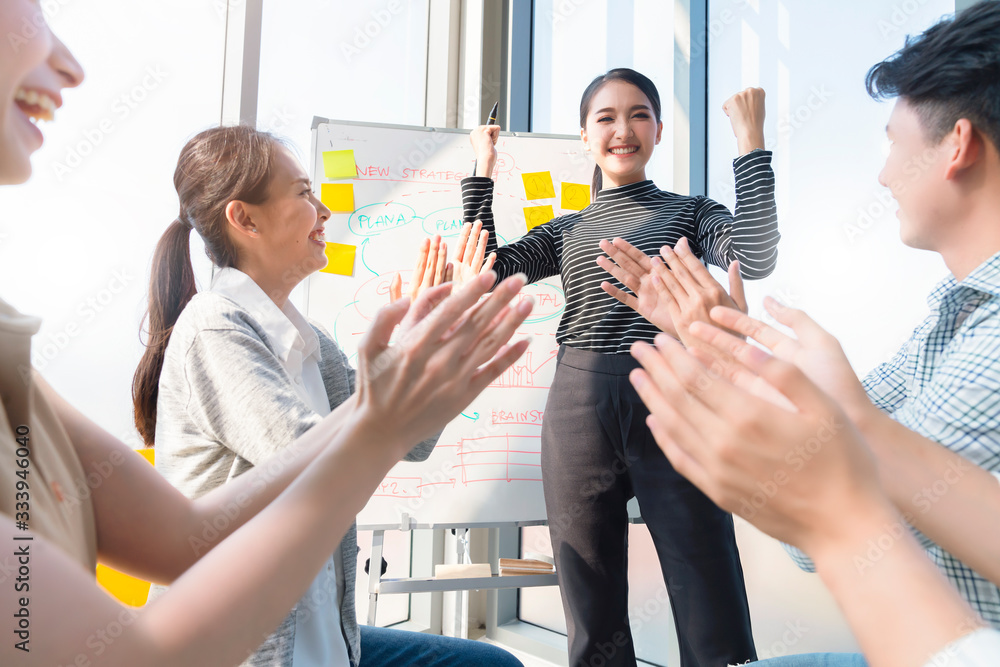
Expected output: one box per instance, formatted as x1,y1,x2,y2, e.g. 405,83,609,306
307,118,595,527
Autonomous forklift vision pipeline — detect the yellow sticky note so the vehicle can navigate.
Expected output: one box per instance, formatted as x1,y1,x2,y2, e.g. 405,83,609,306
321,243,356,276
97,564,151,607
323,150,357,179
321,183,355,212
522,171,555,200
561,182,591,211
523,205,555,232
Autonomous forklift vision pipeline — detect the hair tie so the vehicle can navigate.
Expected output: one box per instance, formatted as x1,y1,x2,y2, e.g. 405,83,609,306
177,214,194,230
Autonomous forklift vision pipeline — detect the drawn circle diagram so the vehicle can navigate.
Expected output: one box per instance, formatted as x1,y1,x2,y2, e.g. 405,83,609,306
420,206,465,238
494,151,515,174
348,202,417,237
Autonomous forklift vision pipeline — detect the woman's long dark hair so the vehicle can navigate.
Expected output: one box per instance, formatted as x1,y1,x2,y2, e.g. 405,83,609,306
132,125,281,445
579,68,662,198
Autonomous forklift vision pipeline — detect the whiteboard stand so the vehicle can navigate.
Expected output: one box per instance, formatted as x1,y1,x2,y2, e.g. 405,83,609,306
362,520,559,629
456,528,469,640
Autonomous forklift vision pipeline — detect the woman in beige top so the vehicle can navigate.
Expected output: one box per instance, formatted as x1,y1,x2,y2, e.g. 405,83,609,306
0,3,533,665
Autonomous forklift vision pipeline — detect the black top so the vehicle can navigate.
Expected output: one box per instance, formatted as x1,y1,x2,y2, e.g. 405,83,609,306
461,150,780,354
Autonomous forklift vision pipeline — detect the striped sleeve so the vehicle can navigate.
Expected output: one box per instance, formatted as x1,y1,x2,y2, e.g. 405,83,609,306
461,176,562,285
693,149,779,280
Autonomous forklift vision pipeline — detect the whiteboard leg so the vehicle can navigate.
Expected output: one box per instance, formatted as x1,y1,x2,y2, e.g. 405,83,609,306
486,527,500,637
367,530,385,626
456,528,469,639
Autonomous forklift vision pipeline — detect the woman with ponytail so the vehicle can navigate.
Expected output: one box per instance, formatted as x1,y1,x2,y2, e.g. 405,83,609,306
459,68,779,666
134,126,523,667
0,4,534,665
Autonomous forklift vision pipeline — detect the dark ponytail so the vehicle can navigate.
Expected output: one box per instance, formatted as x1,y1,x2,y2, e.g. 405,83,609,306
591,166,603,197
133,219,196,445
579,68,662,199
133,125,282,445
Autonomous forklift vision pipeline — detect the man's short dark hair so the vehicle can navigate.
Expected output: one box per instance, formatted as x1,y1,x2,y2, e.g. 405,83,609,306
866,1,1000,152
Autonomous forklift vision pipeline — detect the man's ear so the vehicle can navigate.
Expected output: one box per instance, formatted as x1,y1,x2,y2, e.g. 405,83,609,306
943,118,982,181
226,200,258,238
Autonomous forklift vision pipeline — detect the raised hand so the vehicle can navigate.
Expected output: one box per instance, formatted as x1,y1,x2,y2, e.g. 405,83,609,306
470,124,501,178
628,333,884,556
452,221,497,288
389,235,450,302
722,87,766,156
704,298,874,422
356,272,533,450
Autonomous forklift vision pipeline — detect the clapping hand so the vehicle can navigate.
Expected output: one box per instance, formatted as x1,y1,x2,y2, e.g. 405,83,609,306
629,332,883,556
452,221,497,288
390,235,450,303
691,299,875,422
358,271,534,453
597,236,747,345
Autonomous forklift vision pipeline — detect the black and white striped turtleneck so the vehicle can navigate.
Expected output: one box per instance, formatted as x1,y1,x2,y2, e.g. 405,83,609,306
461,150,780,354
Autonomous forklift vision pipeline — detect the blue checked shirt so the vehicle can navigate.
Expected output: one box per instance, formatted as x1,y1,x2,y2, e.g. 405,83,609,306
786,252,1000,627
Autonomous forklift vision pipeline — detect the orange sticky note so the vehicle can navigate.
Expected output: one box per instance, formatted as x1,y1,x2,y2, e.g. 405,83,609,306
321,183,354,212
521,171,555,200
323,149,357,179
523,205,555,232
561,182,591,211
321,243,356,276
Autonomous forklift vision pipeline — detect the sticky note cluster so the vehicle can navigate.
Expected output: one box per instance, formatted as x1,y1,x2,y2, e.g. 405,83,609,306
319,149,359,277
521,170,591,231
321,149,357,212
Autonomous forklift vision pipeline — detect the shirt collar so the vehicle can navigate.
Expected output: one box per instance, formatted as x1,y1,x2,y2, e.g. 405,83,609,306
594,179,658,203
928,251,1000,310
210,268,320,364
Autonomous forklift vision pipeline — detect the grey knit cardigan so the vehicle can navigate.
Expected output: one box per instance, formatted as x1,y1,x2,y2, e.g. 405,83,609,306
150,290,436,667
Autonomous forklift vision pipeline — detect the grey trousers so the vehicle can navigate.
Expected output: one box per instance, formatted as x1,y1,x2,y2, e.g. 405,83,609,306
541,346,757,667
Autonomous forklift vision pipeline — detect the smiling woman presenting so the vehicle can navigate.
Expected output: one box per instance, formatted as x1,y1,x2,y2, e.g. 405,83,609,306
460,68,780,666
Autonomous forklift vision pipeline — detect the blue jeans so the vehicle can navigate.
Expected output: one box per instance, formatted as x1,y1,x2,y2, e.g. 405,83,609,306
755,653,867,667
358,625,523,667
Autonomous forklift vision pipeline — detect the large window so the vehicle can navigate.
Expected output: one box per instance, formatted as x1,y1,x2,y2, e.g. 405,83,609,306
531,0,678,191
256,0,430,160
705,0,955,658
0,1,227,447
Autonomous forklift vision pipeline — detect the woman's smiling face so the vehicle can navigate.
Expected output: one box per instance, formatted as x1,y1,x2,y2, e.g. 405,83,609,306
581,79,662,189
0,0,84,184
